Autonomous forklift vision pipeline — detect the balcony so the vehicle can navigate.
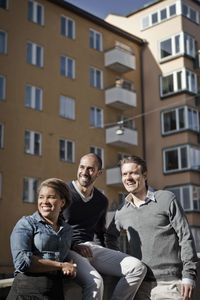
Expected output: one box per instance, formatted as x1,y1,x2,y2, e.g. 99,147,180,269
106,167,122,186
105,79,136,110
104,42,136,73
106,126,138,147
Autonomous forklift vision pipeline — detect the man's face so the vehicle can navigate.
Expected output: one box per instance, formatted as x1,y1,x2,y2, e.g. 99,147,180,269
121,162,147,195
77,155,102,188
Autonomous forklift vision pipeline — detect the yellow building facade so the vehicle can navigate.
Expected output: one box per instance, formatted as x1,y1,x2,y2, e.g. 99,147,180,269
0,0,145,275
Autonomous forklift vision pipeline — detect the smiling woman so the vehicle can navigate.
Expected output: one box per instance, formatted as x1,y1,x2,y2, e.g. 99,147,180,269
7,178,77,300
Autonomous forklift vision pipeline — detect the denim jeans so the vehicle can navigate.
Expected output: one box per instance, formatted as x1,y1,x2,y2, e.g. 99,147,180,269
67,241,147,300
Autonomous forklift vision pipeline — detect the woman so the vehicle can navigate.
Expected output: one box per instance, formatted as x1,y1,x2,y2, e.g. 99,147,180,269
7,178,77,300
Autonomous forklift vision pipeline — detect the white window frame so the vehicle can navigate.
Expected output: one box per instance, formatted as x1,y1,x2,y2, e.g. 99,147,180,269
90,66,103,89
23,177,40,203
0,123,4,148
24,130,42,156
25,85,43,110
89,28,102,51
159,32,195,62
60,55,75,79
61,15,75,39
191,227,200,253
28,0,44,25
59,138,74,163
90,146,104,168
0,30,7,54
160,68,197,97
59,95,75,120
163,144,200,173
161,105,199,134
27,41,43,67
0,75,6,100
181,2,199,24
0,173,2,199
167,184,200,212
0,0,8,9
90,106,103,128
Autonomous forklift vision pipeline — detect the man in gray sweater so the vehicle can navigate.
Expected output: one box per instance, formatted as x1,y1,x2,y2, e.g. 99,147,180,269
106,155,198,300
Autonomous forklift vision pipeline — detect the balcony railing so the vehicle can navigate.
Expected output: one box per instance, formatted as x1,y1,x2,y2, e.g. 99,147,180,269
106,126,138,147
104,46,136,73
106,167,122,186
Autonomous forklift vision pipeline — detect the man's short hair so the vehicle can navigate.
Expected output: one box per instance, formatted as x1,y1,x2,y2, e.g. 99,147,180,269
120,155,147,174
81,153,102,170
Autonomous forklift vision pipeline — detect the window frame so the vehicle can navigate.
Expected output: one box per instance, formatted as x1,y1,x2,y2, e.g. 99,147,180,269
0,75,6,100
59,95,75,120
28,0,44,26
90,66,103,89
27,41,43,67
60,55,75,79
89,28,102,51
181,2,199,24
59,138,75,163
23,177,40,203
90,145,104,168
0,0,8,9
24,130,42,156
60,15,75,39
0,172,2,199
0,123,4,148
25,84,43,111
90,106,103,128
0,30,7,54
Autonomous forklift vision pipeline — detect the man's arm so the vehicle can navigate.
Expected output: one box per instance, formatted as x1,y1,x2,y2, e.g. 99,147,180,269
105,215,121,250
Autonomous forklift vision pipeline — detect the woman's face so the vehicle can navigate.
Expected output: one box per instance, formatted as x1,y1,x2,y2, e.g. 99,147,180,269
38,186,65,223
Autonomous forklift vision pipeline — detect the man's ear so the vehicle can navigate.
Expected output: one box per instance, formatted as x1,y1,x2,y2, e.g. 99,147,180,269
97,170,102,177
143,171,147,180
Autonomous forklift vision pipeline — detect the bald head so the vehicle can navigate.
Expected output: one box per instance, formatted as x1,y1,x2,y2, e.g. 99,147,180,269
80,153,102,170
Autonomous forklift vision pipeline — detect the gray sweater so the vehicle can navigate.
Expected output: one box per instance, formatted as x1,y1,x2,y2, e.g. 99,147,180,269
106,189,197,281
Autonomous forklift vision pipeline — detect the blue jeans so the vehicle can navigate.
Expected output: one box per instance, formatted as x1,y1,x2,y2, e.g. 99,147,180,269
66,242,147,300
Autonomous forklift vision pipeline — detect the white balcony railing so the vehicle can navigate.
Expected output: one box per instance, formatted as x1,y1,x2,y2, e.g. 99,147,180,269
105,86,136,110
106,167,122,186
106,126,138,147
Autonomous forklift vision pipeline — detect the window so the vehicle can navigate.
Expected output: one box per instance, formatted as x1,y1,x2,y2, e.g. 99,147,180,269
0,75,5,100
0,123,4,148
0,0,8,9
169,4,176,17
151,12,158,25
27,42,43,67
161,106,199,134
24,130,41,156
167,185,200,212
160,8,167,21
163,145,200,173
181,3,199,23
118,115,135,130
60,55,75,79
160,32,195,61
59,139,74,163
90,67,103,89
23,177,40,203
26,85,43,110
160,68,197,97
28,0,44,25
0,30,7,54
141,15,149,29
89,29,102,51
59,95,75,120
191,227,200,252
0,173,2,199
90,106,103,128
90,146,104,168
61,15,75,39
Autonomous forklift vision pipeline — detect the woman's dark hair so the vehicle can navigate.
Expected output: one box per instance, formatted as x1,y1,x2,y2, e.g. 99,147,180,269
38,178,71,212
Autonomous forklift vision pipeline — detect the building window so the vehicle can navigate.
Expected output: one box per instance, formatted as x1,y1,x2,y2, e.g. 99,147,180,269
89,29,102,51
118,115,135,130
169,4,176,17
163,145,200,173
0,30,7,54
27,42,43,67
161,106,199,135
59,95,75,120
167,184,200,212
60,55,75,79
160,68,197,97
28,0,44,26
24,130,41,156
181,3,199,23
160,8,167,21
61,15,75,39
0,123,4,148
0,75,5,100
59,139,74,163
160,32,195,61
90,146,104,168
151,12,158,25
23,177,40,203
191,227,200,253
90,106,103,128
90,67,103,89
0,173,2,199
0,0,8,9
25,85,43,110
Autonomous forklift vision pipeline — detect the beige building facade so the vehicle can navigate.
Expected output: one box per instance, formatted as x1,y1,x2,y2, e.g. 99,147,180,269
106,0,200,251
0,0,145,275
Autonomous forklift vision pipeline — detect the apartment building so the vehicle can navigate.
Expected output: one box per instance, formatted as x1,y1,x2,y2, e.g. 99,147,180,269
0,0,145,275
106,0,200,251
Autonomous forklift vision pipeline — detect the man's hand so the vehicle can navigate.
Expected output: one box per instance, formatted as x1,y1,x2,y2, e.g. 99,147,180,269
72,244,93,258
181,284,194,300
61,260,77,277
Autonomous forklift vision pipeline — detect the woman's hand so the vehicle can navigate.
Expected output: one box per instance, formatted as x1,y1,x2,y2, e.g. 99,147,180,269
60,260,77,277
72,244,93,258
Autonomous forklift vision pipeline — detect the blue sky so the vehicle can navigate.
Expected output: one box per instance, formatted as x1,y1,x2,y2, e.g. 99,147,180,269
65,0,152,19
